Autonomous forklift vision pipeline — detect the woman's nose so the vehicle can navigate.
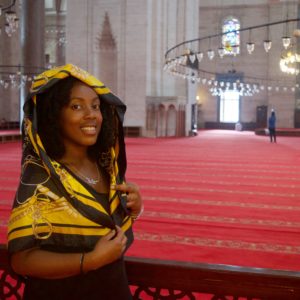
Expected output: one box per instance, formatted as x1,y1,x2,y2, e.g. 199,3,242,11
84,106,96,118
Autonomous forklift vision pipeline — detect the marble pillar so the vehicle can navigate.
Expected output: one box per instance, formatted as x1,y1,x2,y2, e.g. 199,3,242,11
0,0,20,122
20,0,45,122
184,0,199,136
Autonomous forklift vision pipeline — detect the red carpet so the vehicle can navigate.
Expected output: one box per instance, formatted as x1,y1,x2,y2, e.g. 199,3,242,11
1,130,300,272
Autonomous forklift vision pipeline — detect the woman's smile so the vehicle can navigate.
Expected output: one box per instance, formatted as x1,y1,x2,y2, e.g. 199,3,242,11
80,125,98,135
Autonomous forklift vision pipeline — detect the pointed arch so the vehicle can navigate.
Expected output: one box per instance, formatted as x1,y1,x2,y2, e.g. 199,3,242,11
96,12,118,92
166,105,177,136
157,104,166,137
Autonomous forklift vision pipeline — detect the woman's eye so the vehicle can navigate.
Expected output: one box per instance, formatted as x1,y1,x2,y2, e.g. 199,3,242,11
92,104,101,110
71,104,81,110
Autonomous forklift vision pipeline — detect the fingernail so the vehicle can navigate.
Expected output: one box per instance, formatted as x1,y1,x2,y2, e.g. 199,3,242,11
110,184,116,189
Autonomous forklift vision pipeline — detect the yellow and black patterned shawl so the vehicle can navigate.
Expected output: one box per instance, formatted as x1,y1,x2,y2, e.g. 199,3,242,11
7,64,133,254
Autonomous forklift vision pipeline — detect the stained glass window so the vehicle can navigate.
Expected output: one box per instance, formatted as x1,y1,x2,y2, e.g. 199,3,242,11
222,17,240,55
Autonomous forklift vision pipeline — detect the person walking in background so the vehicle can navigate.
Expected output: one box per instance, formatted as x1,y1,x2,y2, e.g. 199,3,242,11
268,110,276,143
7,64,143,300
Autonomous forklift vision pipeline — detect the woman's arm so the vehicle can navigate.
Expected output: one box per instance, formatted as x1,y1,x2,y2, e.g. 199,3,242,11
11,226,127,279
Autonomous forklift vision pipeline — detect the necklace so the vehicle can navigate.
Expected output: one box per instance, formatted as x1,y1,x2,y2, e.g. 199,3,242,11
67,162,100,185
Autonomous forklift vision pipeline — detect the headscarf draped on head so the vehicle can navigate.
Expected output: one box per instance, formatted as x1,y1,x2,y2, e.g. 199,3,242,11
7,64,133,254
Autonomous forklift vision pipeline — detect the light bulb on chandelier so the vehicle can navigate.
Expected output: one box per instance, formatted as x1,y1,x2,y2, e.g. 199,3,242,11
246,42,255,54
196,52,203,62
218,47,225,58
282,36,291,49
263,40,272,52
189,54,196,63
207,49,215,60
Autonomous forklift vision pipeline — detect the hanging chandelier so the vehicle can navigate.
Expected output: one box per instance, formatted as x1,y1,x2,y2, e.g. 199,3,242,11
279,51,300,75
164,17,300,97
0,65,46,90
0,0,19,37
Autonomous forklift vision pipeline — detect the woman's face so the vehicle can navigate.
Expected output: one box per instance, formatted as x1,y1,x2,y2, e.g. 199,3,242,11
60,81,103,150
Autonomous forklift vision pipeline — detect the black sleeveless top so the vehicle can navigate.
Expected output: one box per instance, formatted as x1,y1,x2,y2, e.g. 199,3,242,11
23,258,132,300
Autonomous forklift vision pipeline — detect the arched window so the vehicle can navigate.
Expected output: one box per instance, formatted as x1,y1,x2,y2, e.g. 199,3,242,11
222,17,240,56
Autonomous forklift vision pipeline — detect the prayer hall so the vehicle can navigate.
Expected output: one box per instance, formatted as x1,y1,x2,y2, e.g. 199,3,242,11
1,0,300,299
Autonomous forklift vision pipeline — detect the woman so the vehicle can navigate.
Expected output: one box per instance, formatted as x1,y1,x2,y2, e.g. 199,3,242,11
7,64,143,299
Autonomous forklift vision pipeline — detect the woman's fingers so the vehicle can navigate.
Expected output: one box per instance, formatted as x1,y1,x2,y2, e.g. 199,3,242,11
114,226,127,250
111,182,139,194
103,228,117,240
111,183,142,210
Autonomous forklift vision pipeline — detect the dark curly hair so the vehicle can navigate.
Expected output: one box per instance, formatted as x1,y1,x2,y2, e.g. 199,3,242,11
35,76,117,163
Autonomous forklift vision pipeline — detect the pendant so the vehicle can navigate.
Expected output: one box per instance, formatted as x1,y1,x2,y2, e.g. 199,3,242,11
85,177,98,185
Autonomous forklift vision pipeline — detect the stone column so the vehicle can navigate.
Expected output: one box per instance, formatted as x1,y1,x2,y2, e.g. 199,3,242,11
20,0,45,121
55,0,66,66
184,0,199,136
0,1,20,123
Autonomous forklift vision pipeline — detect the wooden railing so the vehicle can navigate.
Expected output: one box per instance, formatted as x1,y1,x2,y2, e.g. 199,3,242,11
127,257,300,299
1,244,300,299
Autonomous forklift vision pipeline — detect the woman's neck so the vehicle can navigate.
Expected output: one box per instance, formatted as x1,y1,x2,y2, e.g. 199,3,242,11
59,147,93,167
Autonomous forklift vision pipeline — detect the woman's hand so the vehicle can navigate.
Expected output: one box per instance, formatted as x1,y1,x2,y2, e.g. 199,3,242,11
112,182,143,219
84,226,127,272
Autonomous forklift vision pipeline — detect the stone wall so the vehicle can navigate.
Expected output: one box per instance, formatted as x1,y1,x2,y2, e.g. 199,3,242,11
66,0,199,136
66,0,147,130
